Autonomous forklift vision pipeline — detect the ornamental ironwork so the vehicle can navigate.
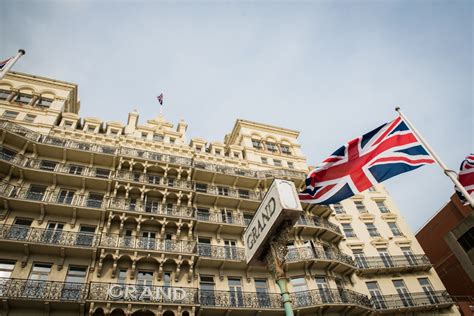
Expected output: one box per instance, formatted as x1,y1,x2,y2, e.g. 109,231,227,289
290,288,372,309
356,254,432,271
0,278,87,301
199,290,282,309
372,290,453,311
286,246,356,267
100,234,196,254
0,224,99,247
197,244,245,261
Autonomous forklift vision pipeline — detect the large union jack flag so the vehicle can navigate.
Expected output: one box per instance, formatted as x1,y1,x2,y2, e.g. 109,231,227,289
299,116,435,204
456,154,474,204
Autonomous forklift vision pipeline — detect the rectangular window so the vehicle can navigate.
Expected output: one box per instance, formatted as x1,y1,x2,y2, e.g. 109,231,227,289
87,125,96,133
69,165,83,175
163,271,172,287
224,240,238,260
217,187,229,196
281,145,291,155
221,209,234,224
265,142,278,152
238,189,250,199
136,270,153,287
332,203,345,214
153,134,164,142
366,223,380,237
1,147,16,161
228,278,244,306
368,186,377,192
273,159,282,167
418,278,439,304
15,93,32,105
10,218,32,240
118,269,127,284
0,90,10,100
316,276,332,303
393,279,414,307
141,132,148,140
261,157,268,164
353,249,369,269
23,114,36,123
251,139,262,149
37,98,53,108
2,110,18,119
195,183,208,193
376,201,389,213
197,238,211,257
341,223,356,238
215,149,221,155
287,162,294,169
27,184,47,201
458,227,474,253
64,121,74,128
39,160,57,171
169,138,175,144
0,261,15,279
354,201,367,213
57,189,75,204
243,214,253,226
199,275,215,305
291,276,310,306
401,247,417,266
233,152,239,158
95,168,110,179
378,249,394,268
43,222,64,244
366,281,387,309
110,129,119,136
76,225,96,246
87,193,104,208
29,263,52,281
388,222,403,236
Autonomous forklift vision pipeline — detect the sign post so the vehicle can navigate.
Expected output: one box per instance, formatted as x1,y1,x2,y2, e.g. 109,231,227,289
244,179,303,316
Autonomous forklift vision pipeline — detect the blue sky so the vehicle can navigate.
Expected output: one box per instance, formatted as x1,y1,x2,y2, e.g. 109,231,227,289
1,0,472,232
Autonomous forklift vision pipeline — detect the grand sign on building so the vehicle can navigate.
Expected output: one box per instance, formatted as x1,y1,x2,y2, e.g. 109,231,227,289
245,179,303,265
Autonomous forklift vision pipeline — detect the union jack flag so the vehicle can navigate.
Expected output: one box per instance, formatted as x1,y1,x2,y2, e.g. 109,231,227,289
0,57,12,70
299,116,435,204
456,154,474,204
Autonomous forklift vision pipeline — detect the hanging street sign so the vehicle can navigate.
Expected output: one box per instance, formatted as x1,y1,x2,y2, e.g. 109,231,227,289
245,179,303,265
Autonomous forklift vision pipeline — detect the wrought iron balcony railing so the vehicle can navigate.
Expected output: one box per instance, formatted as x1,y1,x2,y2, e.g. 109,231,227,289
199,290,282,309
88,282,198,304
356,254,432,271
196,210,244,225
291,288,372,309
255,168,307,180
0,224,99,248
372,291,453,311
99,234,196,254
296,215,342,235
119,147,192,166
194,161,257,178
115,171,192,189
0,277,88,302
197,244,246,261
194,184,261,201
108,198,194,219
286,247,356,267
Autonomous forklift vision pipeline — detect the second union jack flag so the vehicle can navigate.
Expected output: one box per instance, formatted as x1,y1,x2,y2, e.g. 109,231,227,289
456,154,474,204
299,116,435,204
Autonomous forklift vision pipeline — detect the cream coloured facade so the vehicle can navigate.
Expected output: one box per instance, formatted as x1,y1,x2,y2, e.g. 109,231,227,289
0,71,458,316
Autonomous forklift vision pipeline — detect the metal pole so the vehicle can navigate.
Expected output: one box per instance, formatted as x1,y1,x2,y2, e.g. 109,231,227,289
265,223,295,316
396,107,474,208
0,49,25,80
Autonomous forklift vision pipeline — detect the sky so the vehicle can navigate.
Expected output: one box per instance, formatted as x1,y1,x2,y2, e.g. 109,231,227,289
1,0,472,232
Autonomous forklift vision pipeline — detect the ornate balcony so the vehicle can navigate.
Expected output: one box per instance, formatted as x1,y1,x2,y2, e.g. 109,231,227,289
194,161,256,178
194,183,261,201
197,244,246,261
295,215,343,242
372,291,454,313
199,290,282,310
99,234,196,254
119,147,192,166
0,277,87,302
356,255,432,276
108,197,194,219
286,246,356,274
291,288,372,312
196,210,244,225
115,170,192,190
0,224,99,248
88,282,198,305
255,168,306,180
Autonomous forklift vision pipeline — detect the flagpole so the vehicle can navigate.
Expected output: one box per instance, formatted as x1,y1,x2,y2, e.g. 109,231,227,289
0,49,26,80
395,107,474,208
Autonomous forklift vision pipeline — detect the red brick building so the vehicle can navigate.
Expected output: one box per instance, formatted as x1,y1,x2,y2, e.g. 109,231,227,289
416,195,474,315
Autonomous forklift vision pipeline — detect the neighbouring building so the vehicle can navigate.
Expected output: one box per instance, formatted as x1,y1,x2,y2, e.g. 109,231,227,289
0,71,458,316
416,194,474,315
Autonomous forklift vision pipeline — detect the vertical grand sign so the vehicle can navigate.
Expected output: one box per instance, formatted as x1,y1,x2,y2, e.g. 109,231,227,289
245,179,303,265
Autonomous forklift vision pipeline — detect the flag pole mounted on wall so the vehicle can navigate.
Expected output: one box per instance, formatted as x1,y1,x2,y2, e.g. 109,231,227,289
0,49,26,80
395,107,474,208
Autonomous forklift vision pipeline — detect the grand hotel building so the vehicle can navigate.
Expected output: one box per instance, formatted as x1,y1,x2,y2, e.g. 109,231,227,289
0,72,458,316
